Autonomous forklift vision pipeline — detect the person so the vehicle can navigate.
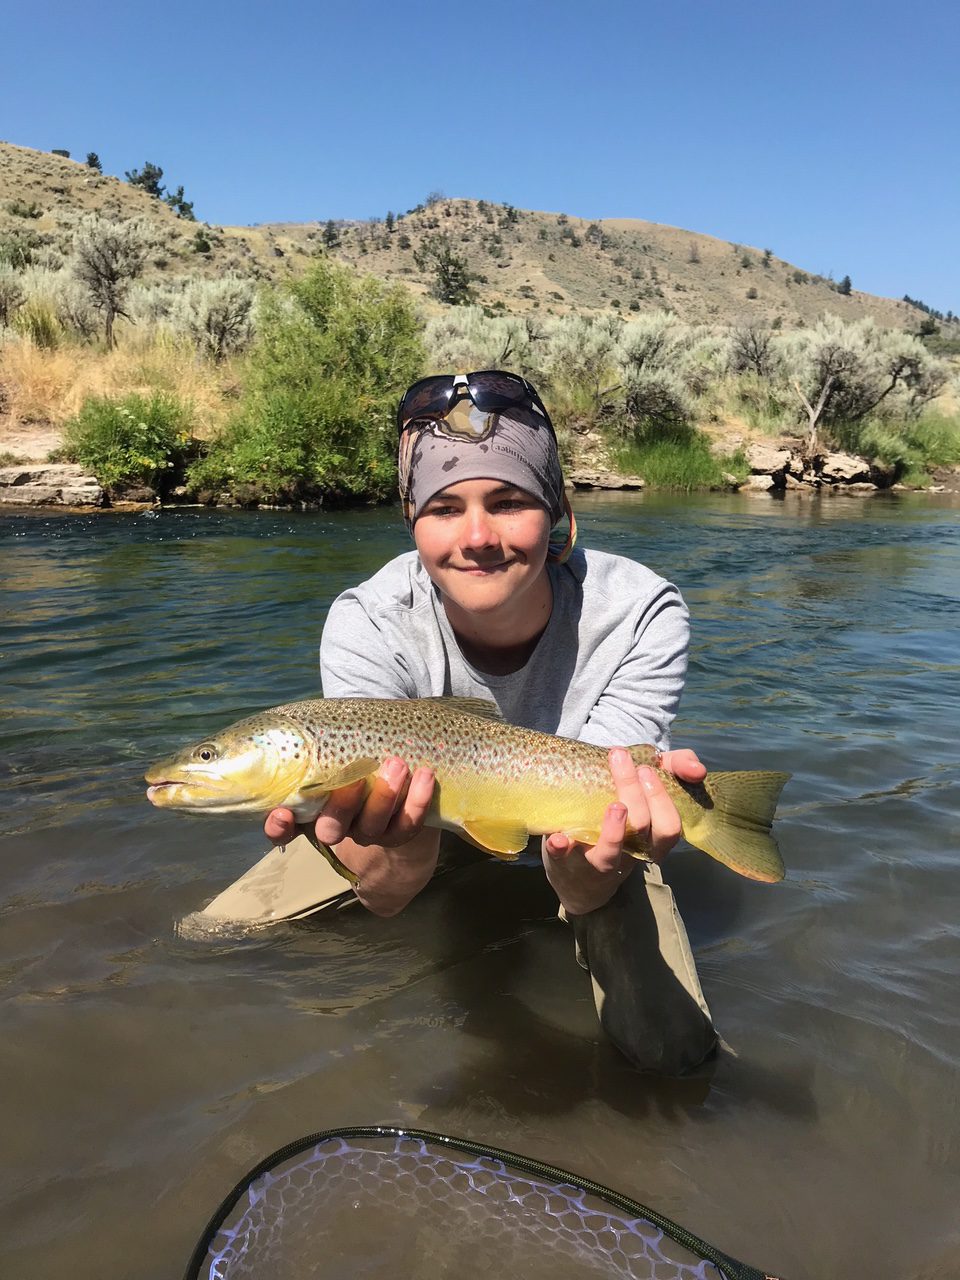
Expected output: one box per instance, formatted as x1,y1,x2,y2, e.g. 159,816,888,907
265,370,718,1074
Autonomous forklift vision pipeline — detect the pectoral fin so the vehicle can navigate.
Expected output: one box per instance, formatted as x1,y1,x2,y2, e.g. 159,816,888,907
298,757,378,798
461,818,531,860
301,827,361,888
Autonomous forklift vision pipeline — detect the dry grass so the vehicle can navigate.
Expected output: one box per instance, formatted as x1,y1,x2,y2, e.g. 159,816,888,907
0,333,243,451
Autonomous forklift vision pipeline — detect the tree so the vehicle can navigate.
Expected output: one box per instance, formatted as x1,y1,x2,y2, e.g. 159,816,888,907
322,220,340,249
72,215,146,348
163,185,196,220
730,324,779,379
781,316,947,451
86,152,102,172
125,162,165,198
385,211,395,233
837,275,852,296
413,233,477,305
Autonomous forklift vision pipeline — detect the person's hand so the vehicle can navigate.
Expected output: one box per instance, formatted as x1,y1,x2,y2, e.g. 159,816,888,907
264,758,438,916
542,746,707,917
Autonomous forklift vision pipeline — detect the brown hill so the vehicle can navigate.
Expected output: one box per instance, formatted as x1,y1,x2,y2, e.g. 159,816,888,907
0,139,936,331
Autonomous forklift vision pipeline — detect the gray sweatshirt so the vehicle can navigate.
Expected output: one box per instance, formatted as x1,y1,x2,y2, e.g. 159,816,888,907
319,547,688,751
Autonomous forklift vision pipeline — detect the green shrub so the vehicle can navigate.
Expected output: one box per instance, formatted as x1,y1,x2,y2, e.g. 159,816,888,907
13,298,62,348
190,259,424,503
833,411,960,482
61,392,192,491
6,199,42,219
615,434,746,491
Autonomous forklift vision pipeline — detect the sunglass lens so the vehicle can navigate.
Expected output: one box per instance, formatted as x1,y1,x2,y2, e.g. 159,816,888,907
399,376,454,426
467,371,528,412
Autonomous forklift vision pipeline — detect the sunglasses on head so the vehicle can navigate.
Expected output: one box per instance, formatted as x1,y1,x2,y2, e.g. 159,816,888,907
397,370,555,438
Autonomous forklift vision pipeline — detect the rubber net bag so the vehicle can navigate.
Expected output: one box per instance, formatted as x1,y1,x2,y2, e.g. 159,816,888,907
185,1126,780,1280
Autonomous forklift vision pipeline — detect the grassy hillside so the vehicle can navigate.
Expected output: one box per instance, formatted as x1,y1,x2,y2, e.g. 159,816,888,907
0,140,947,331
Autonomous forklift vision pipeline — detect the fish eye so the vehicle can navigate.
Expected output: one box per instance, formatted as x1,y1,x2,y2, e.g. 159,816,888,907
194,743,219,763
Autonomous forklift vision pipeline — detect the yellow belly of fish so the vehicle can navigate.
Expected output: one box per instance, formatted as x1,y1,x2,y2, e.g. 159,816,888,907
429,768,615,858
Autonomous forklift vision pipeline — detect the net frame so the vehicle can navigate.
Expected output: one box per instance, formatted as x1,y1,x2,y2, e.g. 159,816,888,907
183,1124,781,1280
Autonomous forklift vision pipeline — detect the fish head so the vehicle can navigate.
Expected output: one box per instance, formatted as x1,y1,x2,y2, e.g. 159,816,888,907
144,713,313,814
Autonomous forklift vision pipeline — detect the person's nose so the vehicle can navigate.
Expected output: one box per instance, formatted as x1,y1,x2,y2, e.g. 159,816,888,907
461,506,499,552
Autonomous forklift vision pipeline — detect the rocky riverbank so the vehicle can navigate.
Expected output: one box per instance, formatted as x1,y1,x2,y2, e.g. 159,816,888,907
2,436,958,510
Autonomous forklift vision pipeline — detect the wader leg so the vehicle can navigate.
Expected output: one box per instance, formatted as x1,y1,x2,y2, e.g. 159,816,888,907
566,864,718,1075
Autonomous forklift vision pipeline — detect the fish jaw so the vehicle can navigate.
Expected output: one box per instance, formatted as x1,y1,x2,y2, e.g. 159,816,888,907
144,718,313,815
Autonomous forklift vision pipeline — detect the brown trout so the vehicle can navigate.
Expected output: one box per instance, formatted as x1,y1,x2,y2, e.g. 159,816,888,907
145,696,789,884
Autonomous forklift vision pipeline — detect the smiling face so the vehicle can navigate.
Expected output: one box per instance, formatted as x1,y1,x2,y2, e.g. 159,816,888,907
413,478,553,632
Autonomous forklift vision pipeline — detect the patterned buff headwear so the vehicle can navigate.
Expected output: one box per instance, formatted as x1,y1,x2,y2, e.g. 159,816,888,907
398,397,576,561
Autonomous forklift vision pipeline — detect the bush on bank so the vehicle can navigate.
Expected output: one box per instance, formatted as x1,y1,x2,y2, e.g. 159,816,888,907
60,391,192,494
187,259,424,504
5,235,959,496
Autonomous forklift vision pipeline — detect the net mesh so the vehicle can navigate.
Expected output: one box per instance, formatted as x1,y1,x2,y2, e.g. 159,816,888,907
186,1128,775,1280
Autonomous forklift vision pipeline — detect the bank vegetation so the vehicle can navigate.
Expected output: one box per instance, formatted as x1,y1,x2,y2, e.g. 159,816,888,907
1,215,958,503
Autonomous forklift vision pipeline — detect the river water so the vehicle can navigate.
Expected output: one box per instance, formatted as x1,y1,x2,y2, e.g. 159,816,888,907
1,491,958,1280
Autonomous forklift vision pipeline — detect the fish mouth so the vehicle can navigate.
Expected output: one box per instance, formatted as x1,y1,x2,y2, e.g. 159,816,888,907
146,781,174,804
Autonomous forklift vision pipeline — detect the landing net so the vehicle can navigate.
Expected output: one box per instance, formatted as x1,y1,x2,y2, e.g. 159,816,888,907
184,1125,780,1280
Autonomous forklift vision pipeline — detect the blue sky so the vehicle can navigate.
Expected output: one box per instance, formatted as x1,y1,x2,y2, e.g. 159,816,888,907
4,0,958,312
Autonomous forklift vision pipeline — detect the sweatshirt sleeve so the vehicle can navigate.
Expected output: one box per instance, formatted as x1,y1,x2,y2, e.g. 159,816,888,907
578,582,689,751
319,593,415,699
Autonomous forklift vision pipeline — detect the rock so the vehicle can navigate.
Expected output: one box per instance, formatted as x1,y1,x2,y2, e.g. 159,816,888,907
819,452,871,484
745,444,792,475
720,472,741,488
0,464,103,507
568,471,645,490
783,473,809,490
869,461,898,489
110,482,158,503
741,473,776,491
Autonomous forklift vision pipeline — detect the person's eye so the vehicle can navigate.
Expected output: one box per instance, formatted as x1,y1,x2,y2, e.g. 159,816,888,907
425,504,457,517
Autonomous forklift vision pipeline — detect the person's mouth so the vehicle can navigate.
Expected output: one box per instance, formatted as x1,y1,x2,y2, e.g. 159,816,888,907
453,560,514,574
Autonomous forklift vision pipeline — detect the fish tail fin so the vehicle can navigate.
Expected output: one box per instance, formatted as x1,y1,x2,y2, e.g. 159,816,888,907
669,770,791,882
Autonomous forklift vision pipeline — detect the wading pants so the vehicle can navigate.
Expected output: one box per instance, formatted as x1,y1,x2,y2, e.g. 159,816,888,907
563,863,718,1076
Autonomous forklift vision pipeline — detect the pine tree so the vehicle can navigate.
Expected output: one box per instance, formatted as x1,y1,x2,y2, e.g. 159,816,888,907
125,162,165,198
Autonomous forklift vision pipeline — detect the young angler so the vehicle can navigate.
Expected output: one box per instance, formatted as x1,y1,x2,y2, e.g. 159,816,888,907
266,371,718,1074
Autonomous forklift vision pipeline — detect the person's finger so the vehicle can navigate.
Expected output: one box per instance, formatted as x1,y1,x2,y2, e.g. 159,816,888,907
543,831,573,859
608,747,651,838
582,801,629,873
381,767,435,844
351,758,410,843
313,778,368,845
660,748,707,782
638,766,683,862
264,806,296,844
